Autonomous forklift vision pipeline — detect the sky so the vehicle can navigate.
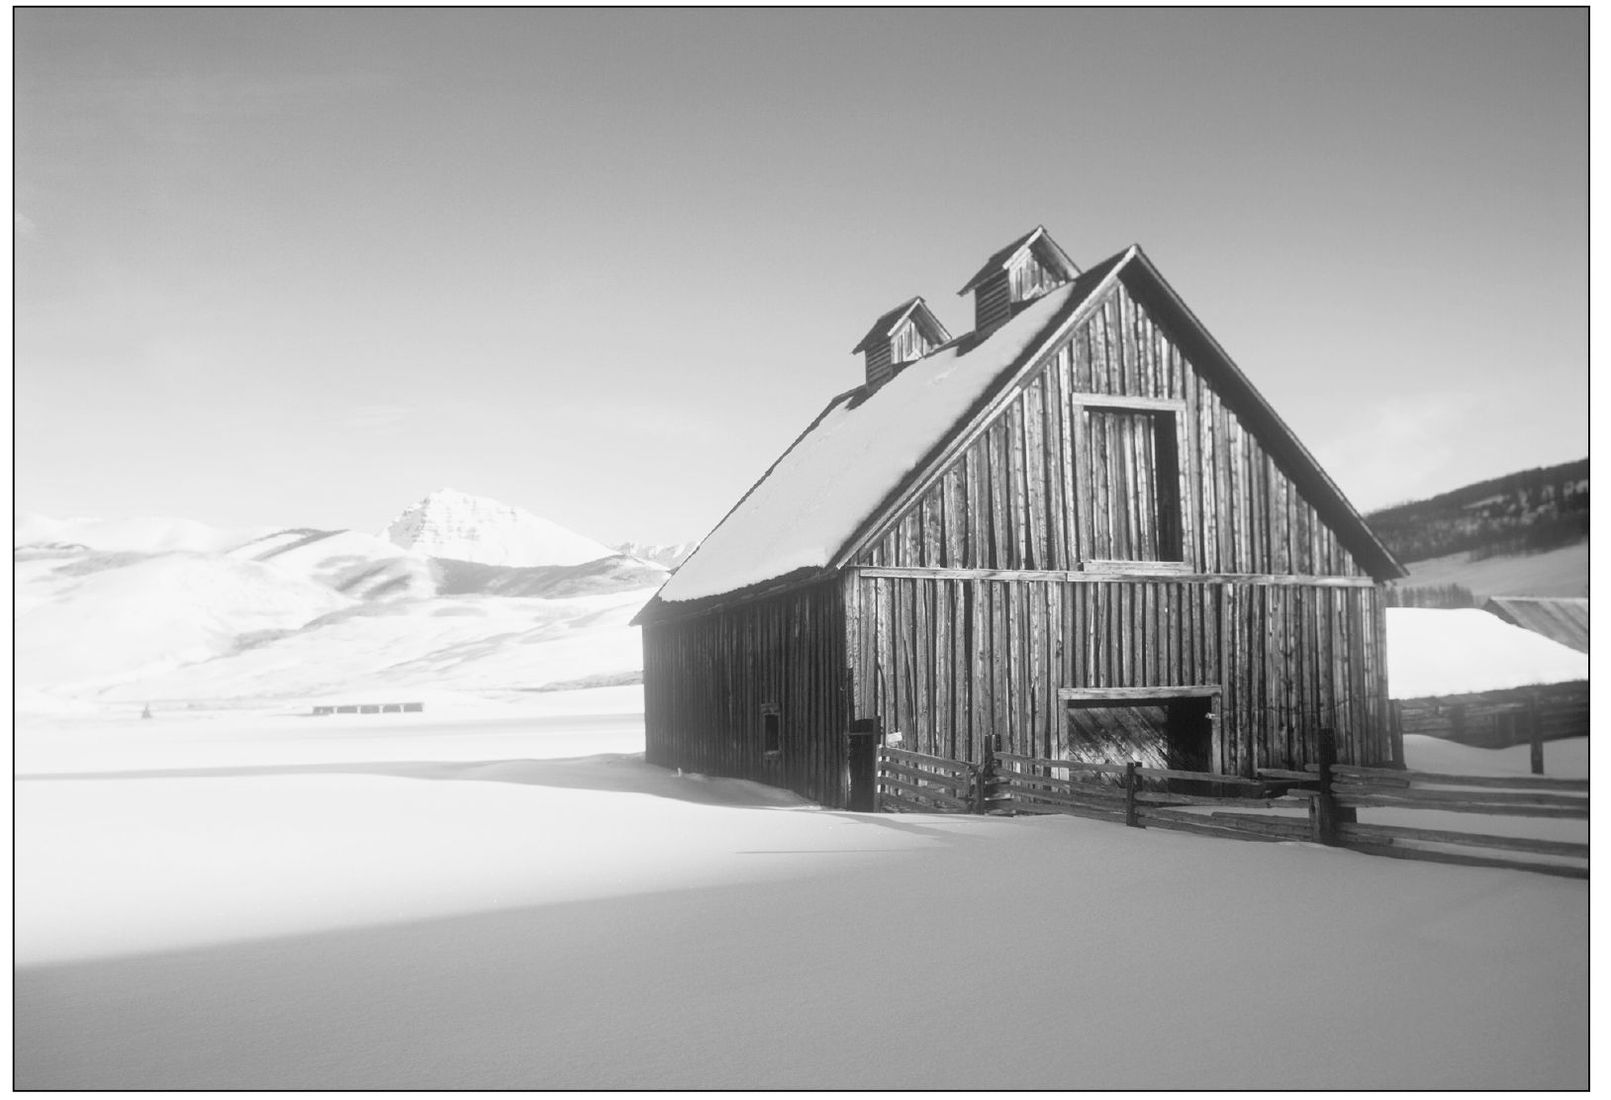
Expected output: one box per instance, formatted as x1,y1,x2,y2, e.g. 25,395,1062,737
14,9,1588,545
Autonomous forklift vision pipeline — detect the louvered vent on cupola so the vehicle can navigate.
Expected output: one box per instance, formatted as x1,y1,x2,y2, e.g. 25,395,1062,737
851,296,953,390
958,225,1081,334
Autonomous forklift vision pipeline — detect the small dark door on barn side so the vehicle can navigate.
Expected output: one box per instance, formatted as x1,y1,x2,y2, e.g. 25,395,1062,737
1064,692,1217,776
846,717,883,812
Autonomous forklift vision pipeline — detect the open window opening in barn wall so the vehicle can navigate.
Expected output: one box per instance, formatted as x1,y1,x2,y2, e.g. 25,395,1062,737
1083,404,1184,564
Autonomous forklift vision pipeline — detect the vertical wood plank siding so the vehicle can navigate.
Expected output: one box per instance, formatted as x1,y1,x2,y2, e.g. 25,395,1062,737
889,318,935,366
847,275,1391,772
850,573,1389,772
857,279,1366,577
643,580,850,806
649,268,1395,807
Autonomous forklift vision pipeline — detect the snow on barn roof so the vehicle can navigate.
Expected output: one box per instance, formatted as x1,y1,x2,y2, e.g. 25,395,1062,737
654,270,1106,607
1386,607,1588,698
640,241,1403,618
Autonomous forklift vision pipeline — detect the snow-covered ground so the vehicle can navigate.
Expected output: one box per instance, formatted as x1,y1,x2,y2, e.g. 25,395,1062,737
14,698,1587,1090
12,511,1591,1088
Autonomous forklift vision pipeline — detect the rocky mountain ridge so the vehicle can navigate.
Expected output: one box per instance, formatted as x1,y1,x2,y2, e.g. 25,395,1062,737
383,488,618,568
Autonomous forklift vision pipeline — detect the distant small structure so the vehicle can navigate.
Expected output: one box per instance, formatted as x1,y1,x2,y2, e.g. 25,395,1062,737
141,705,152,720
311,702,424,716
1484,596,1589,655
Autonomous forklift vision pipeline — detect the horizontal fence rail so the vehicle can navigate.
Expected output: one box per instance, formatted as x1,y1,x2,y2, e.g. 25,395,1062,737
876,746,978,813
1318,757,1587,878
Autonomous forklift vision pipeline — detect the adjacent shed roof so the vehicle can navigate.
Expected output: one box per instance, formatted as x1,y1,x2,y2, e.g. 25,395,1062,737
637,244,1404,622
1484,597,1589,654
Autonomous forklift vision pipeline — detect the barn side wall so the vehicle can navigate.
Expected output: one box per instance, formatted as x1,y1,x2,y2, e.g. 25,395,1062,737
643,580,850,807
847,573,1393,775
856,279,1368,578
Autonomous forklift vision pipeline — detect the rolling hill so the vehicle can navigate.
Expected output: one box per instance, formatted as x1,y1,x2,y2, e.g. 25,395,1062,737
15,496,667,711
1366,459,1588,602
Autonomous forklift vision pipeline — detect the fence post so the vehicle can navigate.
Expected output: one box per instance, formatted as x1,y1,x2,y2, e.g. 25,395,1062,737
1315,726,1339,845
1124,761,1140,827
974,735,997,814
1529,695,1545,775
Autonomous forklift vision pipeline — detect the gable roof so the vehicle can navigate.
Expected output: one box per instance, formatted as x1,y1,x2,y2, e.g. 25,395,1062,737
1483,597,1589,654
957,225,1080,295
850,296,953,355
1110,247,1404,582
637,244,1403,623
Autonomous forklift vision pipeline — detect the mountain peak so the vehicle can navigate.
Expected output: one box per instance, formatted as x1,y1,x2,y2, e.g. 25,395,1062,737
383,491,615,568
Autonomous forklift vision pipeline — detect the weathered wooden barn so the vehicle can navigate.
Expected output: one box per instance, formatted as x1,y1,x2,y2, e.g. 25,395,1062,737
634,227,1407,808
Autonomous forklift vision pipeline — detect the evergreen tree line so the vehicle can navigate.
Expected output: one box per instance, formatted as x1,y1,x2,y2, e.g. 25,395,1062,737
1384,584,1478,609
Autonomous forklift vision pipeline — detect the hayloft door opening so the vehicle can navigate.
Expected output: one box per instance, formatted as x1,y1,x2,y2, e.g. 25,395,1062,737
1060,688,1220,776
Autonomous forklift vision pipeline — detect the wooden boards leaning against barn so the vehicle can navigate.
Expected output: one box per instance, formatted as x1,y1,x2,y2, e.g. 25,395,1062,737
635,228,1406,808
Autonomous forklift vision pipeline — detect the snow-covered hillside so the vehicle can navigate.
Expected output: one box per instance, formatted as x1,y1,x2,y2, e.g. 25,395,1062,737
612,540,698,568
94,590,648,706
384,489,615,567
16,551,355,691
16,500,662,710
230,528,438,601
15,512,271,554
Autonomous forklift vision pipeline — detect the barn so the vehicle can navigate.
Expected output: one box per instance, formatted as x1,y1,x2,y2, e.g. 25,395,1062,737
634,227,1407,809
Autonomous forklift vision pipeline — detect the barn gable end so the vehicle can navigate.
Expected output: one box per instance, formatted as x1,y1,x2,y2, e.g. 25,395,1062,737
846,271,1370,578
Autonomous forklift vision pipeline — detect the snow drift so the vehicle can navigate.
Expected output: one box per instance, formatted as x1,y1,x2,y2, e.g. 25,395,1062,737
13,710,1587,1090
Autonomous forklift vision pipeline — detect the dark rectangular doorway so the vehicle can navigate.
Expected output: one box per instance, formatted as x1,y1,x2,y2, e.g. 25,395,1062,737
1061,688,1219,775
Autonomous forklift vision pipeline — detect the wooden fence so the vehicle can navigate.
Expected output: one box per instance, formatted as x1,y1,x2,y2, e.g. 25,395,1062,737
1393,681,1587,753
876,746,977,813
873,731,1587,879
1313,761,1588,878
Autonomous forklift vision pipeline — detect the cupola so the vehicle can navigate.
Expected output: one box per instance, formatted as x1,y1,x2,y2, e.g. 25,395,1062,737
851,296,953,390
957,225,1080,334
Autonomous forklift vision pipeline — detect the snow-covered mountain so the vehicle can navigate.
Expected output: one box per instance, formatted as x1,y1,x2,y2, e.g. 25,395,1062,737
16,496,665,709
612,540,698,568
384,489,616,568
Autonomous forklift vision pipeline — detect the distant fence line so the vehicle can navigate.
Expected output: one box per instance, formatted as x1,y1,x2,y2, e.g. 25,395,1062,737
1393,681,1587,750
311,702,425,716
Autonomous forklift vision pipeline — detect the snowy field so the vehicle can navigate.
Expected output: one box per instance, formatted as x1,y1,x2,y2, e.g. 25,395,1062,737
15,693,1588,1090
